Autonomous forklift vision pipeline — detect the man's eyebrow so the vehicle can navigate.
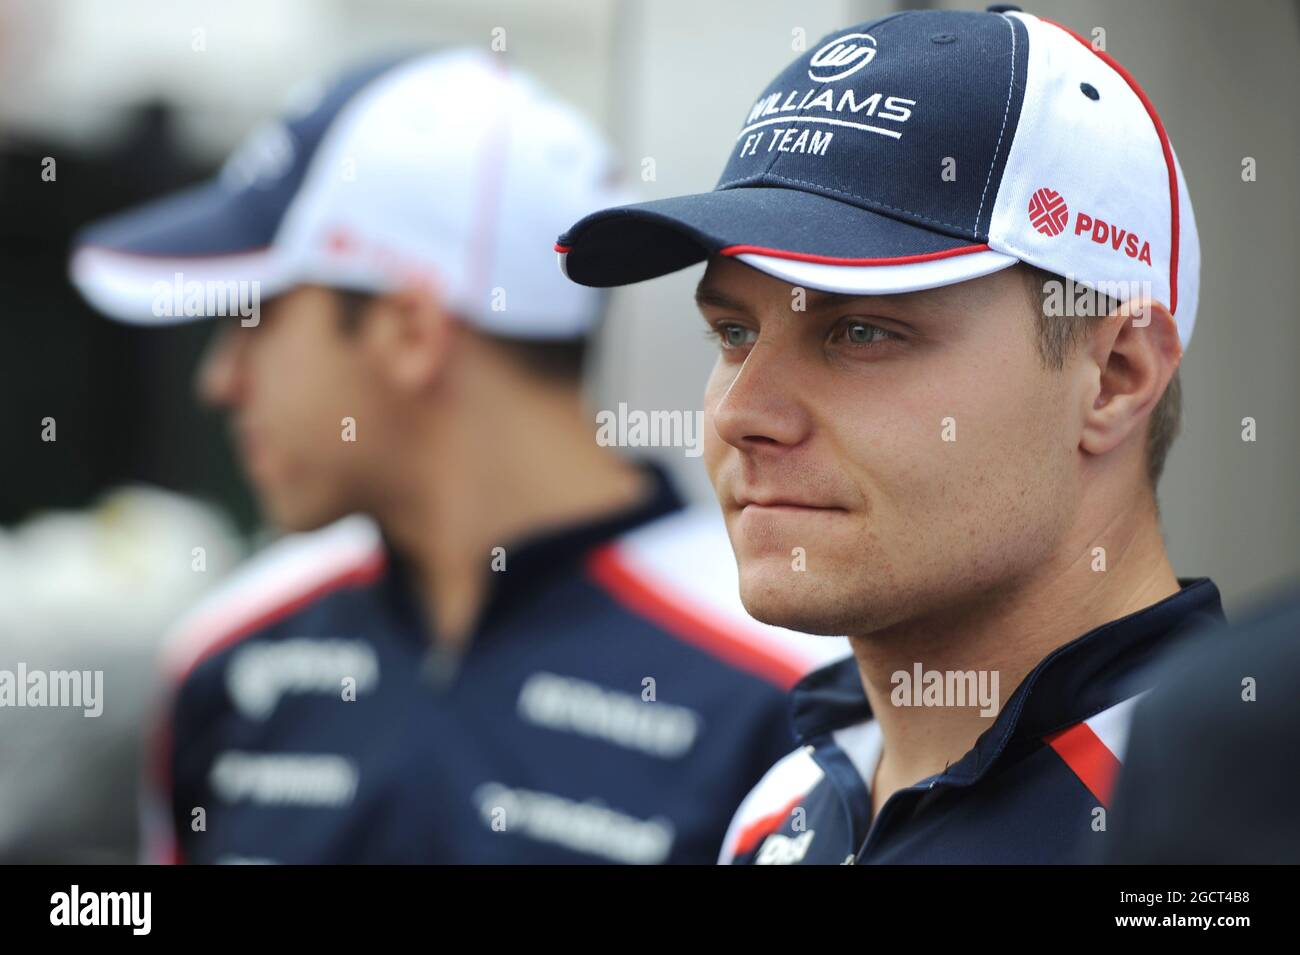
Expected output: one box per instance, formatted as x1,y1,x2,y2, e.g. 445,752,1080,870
693,285,751,313
801,286,856,309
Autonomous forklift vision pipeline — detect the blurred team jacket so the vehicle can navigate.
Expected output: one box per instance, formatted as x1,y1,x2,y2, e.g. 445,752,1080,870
143,465,850,863
718,577,1225,864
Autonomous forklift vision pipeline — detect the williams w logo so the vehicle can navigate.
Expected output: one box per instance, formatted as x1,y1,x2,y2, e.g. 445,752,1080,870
808,33,877,82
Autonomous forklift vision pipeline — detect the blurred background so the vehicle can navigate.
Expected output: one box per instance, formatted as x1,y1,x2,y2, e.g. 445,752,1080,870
1,0,1297,861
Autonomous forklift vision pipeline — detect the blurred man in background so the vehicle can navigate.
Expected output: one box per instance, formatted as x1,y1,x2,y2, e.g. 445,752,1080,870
70,50,845,863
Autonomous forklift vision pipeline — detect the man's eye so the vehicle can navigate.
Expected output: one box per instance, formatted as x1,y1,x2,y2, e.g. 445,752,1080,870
711,323,757,349
835,320,895,346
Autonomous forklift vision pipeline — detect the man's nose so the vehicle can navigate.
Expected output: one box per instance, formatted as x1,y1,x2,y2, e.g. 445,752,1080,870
709,341,813,453
195,324,243,408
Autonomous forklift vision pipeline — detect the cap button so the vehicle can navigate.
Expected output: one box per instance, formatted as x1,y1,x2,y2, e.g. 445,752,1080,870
986,3,1022,11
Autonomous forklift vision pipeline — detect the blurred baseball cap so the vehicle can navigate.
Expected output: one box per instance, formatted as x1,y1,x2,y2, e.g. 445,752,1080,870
556,6,1201,347
71,49,630,338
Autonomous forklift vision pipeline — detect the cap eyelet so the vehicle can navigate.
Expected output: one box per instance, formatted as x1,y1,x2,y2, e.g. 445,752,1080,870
930,33,957,44
1080,82,1100,100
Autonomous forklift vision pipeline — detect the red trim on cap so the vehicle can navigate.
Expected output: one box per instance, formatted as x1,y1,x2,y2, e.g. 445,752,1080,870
554,243,571,253
1041,18,1180,315
1043,722,1123,808
719,242,992,267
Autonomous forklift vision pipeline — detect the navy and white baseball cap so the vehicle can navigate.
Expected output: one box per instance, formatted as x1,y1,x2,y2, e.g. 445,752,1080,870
71,49,629,338
557,6,1200,347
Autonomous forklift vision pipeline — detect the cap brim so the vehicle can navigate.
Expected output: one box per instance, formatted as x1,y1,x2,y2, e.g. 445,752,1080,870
556,187,1017,295
69,180,296,325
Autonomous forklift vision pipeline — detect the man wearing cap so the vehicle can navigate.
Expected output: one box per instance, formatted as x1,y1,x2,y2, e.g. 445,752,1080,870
556,6,1224,864
70,50,847,864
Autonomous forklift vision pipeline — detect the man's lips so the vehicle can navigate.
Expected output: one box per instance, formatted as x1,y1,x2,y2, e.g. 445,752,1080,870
735,498,848,513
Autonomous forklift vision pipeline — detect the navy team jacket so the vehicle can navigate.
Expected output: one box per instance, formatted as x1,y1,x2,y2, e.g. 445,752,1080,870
720,578,1225,864
144,467,848,864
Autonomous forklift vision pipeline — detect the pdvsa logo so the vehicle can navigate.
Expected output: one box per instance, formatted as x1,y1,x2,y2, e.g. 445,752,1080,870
1027,187,1069,236
1027,187,1153,266
808,33,877,82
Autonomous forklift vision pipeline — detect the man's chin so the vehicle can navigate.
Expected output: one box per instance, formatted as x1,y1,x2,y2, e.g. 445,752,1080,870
258,491,345,535
736,563,860,637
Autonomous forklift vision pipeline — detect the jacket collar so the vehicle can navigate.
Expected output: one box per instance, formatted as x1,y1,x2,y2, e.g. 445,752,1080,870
378,460,685,639
790,578,1226,779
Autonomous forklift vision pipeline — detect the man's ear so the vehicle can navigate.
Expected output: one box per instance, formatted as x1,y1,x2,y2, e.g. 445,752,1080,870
359,283,457,392
1078,295,1182,461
